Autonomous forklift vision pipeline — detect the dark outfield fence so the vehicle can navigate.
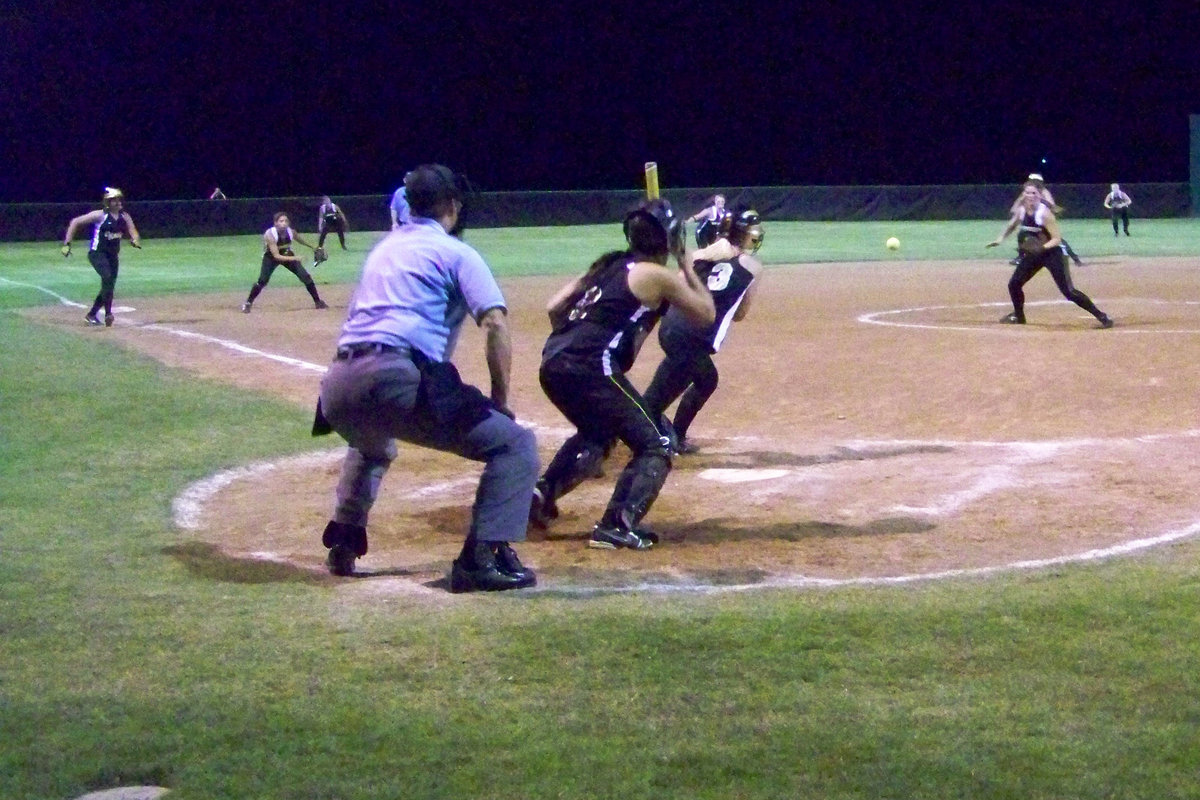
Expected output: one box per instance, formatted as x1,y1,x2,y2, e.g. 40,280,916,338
1,183,1188,242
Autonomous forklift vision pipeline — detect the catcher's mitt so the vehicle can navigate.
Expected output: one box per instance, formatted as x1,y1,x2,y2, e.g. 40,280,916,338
313,247,328,265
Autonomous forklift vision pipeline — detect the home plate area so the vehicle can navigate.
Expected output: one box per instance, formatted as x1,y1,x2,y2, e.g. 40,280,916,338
180,430,1200,592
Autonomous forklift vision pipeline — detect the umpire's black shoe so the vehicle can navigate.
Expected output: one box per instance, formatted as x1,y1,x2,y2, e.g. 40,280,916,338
589,524,655,550
326,545,357,577
999,312,1026,324
492,542,536,585
449,542,535,592
322,520,368,577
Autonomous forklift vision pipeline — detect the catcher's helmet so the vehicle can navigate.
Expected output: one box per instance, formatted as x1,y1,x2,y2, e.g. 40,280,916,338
726,208,764,254
624,198,684,258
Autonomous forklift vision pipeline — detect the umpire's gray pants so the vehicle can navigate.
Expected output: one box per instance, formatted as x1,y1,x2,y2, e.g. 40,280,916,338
319,350,538,543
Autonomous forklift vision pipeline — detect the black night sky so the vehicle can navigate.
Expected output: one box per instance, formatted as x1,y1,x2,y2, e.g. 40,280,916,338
4,1,1199,203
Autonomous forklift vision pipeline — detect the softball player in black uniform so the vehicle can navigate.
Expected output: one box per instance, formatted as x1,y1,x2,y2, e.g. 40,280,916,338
61,187,141,326
531,199,715,550
643,209,764,454
987,182,1112,328
317,196,349,250
241,212,329,312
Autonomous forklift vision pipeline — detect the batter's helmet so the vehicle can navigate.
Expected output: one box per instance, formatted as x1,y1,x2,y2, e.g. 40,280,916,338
726,208,764,254
624,198,684,258
102,186,124,203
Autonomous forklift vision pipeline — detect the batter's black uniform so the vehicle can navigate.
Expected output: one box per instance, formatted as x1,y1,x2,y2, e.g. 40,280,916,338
642,251,756,447
538,250,672,532
86,212,129,321
244,226,326,309
317,201,347,249
1007,206,1110,326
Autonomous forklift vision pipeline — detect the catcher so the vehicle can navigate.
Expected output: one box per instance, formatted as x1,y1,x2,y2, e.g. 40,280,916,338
240,212,329,313
317,195,349,250
986,181,1112,328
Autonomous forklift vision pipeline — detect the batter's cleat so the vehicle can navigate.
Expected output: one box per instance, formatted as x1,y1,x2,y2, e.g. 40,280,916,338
84,314,102,326
999,312,1026,325
325,544,357,577
104,313,114,327
588,523,655,551
674,438,700,455
240,302,252,313
314,300,329,309
1099,315,1115,329
528,483,559,529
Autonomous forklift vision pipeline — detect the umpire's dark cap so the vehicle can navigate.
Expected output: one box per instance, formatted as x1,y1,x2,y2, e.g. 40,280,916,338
405,164,463,219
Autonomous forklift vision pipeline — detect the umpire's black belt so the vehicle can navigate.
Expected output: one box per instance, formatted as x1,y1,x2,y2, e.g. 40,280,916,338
334,342,410,360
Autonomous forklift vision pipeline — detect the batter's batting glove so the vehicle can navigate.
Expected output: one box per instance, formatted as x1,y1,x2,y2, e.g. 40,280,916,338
61,243,71,257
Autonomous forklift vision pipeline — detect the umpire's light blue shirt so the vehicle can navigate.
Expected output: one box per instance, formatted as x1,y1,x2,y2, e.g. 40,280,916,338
337,217,506,361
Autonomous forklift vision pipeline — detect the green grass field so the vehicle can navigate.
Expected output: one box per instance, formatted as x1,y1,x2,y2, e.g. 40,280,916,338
3,220,1200,799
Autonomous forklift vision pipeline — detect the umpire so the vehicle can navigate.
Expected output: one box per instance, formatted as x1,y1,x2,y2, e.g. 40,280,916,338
314,164,540,592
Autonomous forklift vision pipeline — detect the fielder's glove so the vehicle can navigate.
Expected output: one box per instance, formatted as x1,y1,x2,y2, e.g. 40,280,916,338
1018,237,1045,257
313,247,328,265
61,243,71,257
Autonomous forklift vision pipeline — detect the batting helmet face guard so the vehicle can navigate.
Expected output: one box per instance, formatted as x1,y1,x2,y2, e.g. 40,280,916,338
624,198,684,259
727,208,764,254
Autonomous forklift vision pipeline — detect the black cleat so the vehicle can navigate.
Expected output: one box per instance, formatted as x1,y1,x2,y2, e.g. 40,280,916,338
999,312,1026,325
528,484,559,529
84,314,102,326
1099,315,1115,329
315,300,329,310
588,524,655,550
104,313,114,327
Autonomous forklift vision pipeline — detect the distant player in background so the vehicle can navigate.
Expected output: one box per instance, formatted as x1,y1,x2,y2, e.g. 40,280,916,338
241,212,329,313
390,178,411,230
687,194,729,247
643,208,765,455
317,195,349,250
209,187,227,200
61,187,142,327
1009,174,1083,266
987,181,1112,329
529,199,715,550
1104,183,1132,236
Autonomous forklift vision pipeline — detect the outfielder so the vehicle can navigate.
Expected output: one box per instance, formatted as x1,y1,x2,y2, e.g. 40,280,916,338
1104,183,1132,236
61,187,142,327
317,195,349,250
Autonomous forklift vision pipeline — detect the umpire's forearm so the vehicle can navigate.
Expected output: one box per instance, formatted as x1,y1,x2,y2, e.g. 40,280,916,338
481,309,512,408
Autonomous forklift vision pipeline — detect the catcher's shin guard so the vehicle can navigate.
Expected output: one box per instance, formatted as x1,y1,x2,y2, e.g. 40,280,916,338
602,449,671,530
